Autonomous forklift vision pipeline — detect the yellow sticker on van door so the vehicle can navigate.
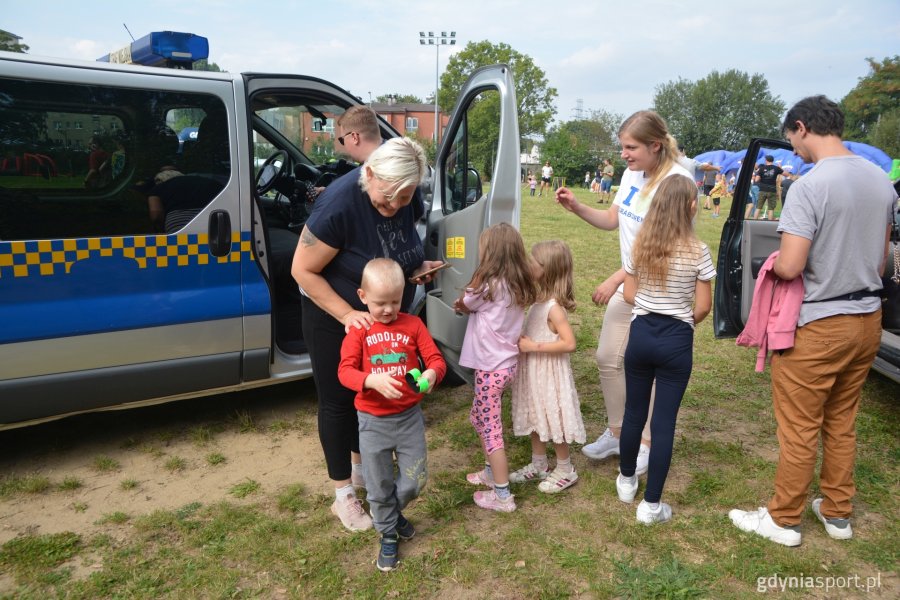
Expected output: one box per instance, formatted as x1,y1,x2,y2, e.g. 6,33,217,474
446,236,465,259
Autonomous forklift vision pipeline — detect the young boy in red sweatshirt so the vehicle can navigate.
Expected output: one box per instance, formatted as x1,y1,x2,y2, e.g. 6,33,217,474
338,258,446,572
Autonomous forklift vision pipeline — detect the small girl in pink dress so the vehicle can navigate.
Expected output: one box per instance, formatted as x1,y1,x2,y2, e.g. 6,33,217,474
510,240,586,493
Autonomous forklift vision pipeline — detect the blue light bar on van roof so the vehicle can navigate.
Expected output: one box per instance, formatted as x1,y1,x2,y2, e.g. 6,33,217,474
97,31,209,68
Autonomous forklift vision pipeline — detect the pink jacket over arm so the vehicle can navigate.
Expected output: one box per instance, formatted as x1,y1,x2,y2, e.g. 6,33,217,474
735,251,805,372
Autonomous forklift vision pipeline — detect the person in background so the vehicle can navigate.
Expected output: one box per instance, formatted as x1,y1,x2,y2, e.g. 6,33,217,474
336,105,383,164
457,223,536,513
291,137,443,533
539,161,553,196
337,258,446,572
729,95,897,547
528,171,537,197
599,158,615,203
555,111,692,478
752,155,784,220
84,136,109,188
709,172,727,218
700,162,721,210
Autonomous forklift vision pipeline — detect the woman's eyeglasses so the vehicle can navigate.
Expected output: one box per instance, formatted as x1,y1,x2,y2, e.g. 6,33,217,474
337,131,357,146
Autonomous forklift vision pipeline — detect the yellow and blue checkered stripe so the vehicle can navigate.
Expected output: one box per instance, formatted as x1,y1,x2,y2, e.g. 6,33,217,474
0,231,254,279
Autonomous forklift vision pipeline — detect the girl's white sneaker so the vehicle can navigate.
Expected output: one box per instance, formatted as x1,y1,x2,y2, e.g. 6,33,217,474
636,500,672,524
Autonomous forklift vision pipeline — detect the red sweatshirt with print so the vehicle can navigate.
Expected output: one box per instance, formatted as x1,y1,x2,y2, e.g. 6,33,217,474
338,313,447,416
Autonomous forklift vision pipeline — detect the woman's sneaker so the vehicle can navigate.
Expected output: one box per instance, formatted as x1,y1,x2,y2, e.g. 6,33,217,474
330,492,373,532
466,468,495,487
582,428,619,460
636,500,672,524
396,512,416,541
376,533,399,572
509,462,551,484
537,468,579,493
473,489,516,513
616,473,638,503
635,444,650,476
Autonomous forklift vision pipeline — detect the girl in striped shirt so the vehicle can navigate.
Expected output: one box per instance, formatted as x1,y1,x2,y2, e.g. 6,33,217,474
615,175,716,524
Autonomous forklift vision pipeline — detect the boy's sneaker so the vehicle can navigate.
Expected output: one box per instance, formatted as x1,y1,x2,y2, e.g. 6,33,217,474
635,444,650,476
582,428,619,460
636,500,672,524
351,466,366,491
466,468,495,487
616,472,638,503
509,462,551,484
330,492,373,532
537,468,579,494
473,489,516,513
811,498,852,540
396,512,416,541
376,533,399,572
728,507,801,547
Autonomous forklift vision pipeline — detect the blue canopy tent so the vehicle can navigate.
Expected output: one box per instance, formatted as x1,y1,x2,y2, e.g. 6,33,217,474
692,141,892,178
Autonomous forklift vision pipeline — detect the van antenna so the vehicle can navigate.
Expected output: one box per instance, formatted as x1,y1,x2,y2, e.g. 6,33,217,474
123,23,135,41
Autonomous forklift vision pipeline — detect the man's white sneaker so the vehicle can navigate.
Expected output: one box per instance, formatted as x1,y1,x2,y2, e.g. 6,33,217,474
728,507,801,547
636,500,672,524
635,444,650,476
811,498,852,540
330,492,373,532
616,472,638,503
582,428,619,460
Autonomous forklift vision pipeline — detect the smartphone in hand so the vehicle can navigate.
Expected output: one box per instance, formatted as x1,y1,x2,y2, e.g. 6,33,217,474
409,262,450,282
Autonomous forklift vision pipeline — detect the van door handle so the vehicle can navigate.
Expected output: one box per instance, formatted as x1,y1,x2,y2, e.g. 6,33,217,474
208,210,232,257
430,230,439,246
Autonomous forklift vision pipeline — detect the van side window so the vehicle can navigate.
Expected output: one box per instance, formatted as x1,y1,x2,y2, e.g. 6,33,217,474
0,77,230,240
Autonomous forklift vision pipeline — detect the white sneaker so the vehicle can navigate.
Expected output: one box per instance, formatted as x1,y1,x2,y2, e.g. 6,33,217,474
537,468,579,494
582,428,619,460
811,498,852,540
330,492,373,532
616,472,638,503
635,444,650,476
636,500,672,524
729,507,801,547
509,462,551,484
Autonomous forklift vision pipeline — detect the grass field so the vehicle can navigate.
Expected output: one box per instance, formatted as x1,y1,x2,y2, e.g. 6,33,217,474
0,187,897,599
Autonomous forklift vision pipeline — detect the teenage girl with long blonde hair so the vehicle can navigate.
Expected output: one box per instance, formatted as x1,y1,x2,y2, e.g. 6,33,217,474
555,111,692,475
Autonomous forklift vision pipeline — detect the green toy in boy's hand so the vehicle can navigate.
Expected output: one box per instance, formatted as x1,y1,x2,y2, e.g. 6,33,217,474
405,368,430,393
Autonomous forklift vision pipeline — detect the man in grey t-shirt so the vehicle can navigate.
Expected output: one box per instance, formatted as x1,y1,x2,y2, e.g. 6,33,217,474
729,95,897,548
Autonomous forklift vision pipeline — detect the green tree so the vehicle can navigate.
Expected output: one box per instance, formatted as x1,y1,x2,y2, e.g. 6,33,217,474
540,109,621,183
841,56,900,145
869,108,900,158
438,40,557,139
193,59,224,72
0,30,28,53
653,69,784,152
376,93,424,104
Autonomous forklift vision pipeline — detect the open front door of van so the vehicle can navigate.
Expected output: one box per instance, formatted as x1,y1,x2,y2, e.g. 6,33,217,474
423,65,520,381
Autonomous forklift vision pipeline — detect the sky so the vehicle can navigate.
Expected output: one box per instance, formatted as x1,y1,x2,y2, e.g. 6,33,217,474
5,0,900,130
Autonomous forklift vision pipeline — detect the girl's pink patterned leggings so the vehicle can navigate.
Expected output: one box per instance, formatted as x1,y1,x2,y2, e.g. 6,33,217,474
469,365,517,455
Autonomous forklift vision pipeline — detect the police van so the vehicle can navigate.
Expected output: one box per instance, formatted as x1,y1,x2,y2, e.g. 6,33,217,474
0,32,522,428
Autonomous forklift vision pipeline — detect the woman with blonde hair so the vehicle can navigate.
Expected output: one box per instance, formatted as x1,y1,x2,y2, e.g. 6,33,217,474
554,110,692,475
292,137,444,533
